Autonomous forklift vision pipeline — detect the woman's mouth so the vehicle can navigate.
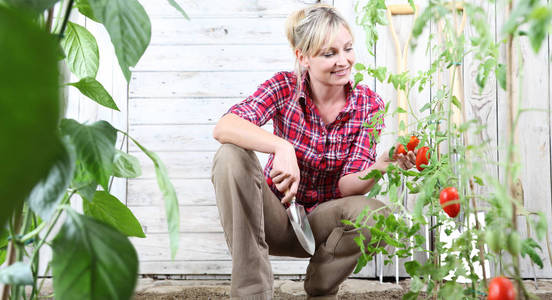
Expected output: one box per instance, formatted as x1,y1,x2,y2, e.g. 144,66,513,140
331,68,350,76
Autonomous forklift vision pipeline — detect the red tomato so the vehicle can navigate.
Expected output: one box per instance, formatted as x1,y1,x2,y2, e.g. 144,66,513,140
488,276,516,300
396,144,407,156
415,146,430,171
439,187,460,218
407,135,420,152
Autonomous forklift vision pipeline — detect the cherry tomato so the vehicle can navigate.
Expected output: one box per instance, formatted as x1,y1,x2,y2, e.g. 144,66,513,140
406,135,420,152
415,146,430,171
439,187,460,218
488,276,516,300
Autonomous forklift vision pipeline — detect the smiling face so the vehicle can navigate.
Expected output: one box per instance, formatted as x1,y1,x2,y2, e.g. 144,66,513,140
298,24,355,88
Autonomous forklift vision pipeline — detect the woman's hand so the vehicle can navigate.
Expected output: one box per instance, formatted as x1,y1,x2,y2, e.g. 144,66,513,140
270,141,300,204
378,144,417,170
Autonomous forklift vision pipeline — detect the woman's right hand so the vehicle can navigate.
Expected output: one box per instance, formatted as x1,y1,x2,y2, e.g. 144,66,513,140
270,141,300,204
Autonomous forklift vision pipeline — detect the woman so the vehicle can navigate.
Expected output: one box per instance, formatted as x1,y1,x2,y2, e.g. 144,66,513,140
211,4,417,299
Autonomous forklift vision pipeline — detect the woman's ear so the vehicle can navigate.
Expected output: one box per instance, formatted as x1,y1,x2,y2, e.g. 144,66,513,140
296,49,309,69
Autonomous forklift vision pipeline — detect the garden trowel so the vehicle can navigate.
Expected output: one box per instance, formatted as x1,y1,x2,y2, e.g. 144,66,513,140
286,197,315,255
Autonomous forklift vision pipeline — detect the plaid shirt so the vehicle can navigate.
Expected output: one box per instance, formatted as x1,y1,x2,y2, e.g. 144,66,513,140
227,71,385,212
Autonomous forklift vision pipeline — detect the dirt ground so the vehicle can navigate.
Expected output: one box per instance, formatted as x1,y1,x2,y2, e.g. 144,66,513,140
132,278,552,300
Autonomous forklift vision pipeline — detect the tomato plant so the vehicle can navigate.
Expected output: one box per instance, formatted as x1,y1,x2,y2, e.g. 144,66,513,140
439,187,460,218
488,276,516,300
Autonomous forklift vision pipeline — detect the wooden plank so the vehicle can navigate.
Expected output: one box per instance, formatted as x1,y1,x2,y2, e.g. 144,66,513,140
129,71,278,98
129,124,274,152
496,1,552,278
127,179,216,206
135,45,293,72
132,151,270,179
149,18,289,45
139,0,309,18
375,0,431,278
130,205,223,233
139,260,376,277
129,98,239,125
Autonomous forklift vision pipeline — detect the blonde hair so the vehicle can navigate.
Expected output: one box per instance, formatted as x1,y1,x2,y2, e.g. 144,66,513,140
285,4,353,95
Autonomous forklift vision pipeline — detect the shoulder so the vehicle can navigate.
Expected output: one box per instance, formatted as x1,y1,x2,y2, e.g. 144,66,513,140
351,83,385,115
263,71,296,90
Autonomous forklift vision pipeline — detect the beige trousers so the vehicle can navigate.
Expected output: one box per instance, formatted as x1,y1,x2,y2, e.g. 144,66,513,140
211,144,388,300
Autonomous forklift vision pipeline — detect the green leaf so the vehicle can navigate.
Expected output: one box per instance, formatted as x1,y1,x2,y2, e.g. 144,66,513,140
84,191,145,238
51,209,138,300
75,0,99,22
113,150,142,178
535,212,547,241
528,6,552,53
128,135,179,258
167,0,189,19
0,229,8,265
0,262,33,285
61,22,99,79
88,0,151,82
404,260,421,277
354,72,364,87
27,140,75,222
68,77,120,111
451,95,461,110
354,63,366,71
496,63,506,90
1,0,58,14
60,119,117,191
521,238,544,269
0,6,64,228
72,160,98,201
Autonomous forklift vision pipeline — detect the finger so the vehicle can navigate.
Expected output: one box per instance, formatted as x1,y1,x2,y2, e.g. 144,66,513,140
275,177,292,193
269,169,282,178
407,151,417,163
272,172,289,184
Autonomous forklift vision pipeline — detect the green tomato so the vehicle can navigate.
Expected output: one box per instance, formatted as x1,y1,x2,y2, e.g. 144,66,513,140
507,231,521,256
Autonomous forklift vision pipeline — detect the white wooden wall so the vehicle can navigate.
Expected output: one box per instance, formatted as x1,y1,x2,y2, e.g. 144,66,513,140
74,0,551,278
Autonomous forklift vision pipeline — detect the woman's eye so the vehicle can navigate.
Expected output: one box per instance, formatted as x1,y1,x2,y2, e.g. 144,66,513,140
323,52,334,57
345,47,353,52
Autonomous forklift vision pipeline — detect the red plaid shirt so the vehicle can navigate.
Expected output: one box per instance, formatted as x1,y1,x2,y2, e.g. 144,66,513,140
228,71,385,212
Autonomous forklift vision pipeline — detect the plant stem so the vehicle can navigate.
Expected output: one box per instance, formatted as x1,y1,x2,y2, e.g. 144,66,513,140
57,0,74,38
1,204,24,300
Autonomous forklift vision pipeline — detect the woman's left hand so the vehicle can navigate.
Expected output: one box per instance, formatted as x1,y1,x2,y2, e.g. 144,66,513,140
382,144,417,170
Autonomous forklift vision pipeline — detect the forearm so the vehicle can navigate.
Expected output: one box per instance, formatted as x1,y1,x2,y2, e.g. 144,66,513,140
213,113,291,154
338,158,390,197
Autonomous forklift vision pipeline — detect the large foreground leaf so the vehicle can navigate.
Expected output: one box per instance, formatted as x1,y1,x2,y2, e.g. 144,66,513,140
0,6,64,227
27,140,75,221
60,119,117,191
51,209,138,300
68,77,120,111
1,0,58,14
84,191,145,238
61,22,99,79
88,0,151,82
128,135,179,258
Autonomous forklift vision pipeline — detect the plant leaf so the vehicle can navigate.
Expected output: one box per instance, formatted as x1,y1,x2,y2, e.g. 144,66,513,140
113,150,141,178
88,0,151,82
51,209,138,300
0,262,33,285
535,212,547,241
0,7,64,228
1,0,58,14
167,0,189,19
0,229,8,265
75,0,99,22
84,191,145,238
60,119,117,191
27,140,75,221
128,135,179,259
72,160,98,202
61,22,99,79
68,77,119,111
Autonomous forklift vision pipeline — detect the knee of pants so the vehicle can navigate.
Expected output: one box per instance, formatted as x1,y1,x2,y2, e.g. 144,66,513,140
212,144,262,181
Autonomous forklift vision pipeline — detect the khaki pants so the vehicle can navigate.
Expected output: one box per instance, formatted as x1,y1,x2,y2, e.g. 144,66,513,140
211,144,388,299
